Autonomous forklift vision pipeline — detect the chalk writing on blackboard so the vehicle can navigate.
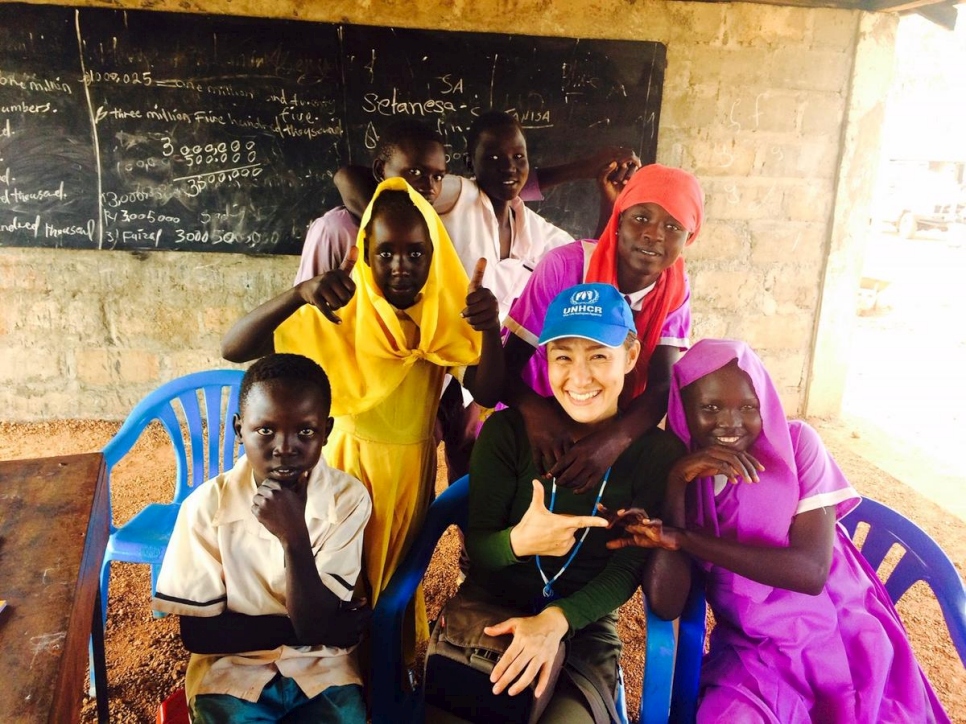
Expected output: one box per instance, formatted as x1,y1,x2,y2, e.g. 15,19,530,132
0,4,666,254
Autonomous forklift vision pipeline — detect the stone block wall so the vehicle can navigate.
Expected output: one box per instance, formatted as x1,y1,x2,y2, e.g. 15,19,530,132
0,247,289,418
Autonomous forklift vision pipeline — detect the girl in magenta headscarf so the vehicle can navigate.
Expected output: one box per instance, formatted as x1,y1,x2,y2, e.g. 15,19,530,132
606,338,950,723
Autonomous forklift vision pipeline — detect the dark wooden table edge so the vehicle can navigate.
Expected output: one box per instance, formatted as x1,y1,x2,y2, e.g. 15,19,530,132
44,453,111,724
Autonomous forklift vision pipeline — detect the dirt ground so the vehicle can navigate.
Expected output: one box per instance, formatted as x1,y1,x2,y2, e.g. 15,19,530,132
0,417,963,723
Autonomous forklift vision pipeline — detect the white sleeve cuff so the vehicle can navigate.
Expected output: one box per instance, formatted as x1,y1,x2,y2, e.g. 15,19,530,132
505,316,539,347
658,336,690,350
795,487,859,517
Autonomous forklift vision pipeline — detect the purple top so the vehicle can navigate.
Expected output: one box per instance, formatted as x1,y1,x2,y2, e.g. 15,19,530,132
294,207,359,285
505,240,691,398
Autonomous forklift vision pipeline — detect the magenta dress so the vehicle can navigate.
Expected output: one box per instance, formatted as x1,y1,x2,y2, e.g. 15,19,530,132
667,339,950,724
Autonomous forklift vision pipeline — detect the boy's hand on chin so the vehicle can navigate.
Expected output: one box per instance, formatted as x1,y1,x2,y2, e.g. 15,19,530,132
461,258,500,332
252,475,309,542
300,246,358,324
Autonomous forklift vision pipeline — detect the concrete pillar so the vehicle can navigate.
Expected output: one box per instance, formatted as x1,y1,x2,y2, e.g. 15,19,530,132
805,11,899,417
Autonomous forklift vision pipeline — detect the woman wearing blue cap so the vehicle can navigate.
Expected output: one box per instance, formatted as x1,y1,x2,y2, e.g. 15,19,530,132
425,283,685,724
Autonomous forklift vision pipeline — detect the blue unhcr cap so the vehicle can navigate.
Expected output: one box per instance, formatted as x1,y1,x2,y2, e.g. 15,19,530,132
538,283,636,347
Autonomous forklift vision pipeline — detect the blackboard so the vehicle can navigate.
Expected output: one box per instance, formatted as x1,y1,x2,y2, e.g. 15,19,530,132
0,4,666,254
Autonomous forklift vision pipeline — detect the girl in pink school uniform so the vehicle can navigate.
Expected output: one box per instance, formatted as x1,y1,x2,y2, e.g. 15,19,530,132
606,338,950,723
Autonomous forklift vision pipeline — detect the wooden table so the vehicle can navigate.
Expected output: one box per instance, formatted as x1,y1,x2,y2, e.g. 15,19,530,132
0,453,110,723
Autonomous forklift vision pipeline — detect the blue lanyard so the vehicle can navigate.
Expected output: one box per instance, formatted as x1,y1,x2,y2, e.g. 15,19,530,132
535,467,612,600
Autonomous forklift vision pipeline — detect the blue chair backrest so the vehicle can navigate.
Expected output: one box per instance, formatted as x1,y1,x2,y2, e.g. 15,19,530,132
840,496,966,664
371,476,469,723
668,575,707,724
102,369,245,529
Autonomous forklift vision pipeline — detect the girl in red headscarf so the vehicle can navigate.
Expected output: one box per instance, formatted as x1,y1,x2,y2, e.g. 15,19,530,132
502,164,704,494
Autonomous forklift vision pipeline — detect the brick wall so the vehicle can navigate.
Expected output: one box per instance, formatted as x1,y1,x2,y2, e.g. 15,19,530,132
0,0,894,420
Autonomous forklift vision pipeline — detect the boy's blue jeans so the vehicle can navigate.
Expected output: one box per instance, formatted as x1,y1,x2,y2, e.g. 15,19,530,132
190,673,365,723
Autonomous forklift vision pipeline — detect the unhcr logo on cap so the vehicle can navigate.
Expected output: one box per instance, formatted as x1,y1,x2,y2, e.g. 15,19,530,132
570,288,600,305
563,285,604,318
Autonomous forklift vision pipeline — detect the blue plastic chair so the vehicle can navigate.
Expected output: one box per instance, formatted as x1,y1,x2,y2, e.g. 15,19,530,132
371,477,469,723
89,369,244,692
664,568,707,724
667,576,707,724
839,497,966,664
668,496,966,722
370,475,683,724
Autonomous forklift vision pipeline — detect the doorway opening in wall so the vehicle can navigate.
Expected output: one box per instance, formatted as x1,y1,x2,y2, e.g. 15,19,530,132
843,11,966,520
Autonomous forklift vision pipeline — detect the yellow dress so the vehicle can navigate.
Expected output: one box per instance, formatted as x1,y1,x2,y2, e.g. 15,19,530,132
275,178,481,648
322,307,448,644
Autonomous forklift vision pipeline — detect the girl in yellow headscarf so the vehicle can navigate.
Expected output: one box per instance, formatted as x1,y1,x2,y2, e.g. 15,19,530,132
222,177,504,649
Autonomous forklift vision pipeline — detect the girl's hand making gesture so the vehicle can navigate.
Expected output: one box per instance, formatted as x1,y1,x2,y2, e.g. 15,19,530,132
599,506,680,551
461,258,500,333
298,246,359,324
461,256,505,408
669,446,764,487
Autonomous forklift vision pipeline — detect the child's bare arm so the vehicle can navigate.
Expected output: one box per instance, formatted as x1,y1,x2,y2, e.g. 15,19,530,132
461,258,505,408
531,146,640,236
624,477,693,619
179,606,367,653
533,146,640,192
640,533,691,620
608,445,763,548
222,249,358,362
221,286,301,362
500,333,579,477
609,446,768,612
253,479,370,647
179,611,299,653
462,330,504,409
333,165,377,218
600,463,693,620
672,506,836,596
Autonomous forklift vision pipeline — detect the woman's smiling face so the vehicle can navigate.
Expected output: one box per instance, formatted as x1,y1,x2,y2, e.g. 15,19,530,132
546,336,640,427
683,360,763,452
